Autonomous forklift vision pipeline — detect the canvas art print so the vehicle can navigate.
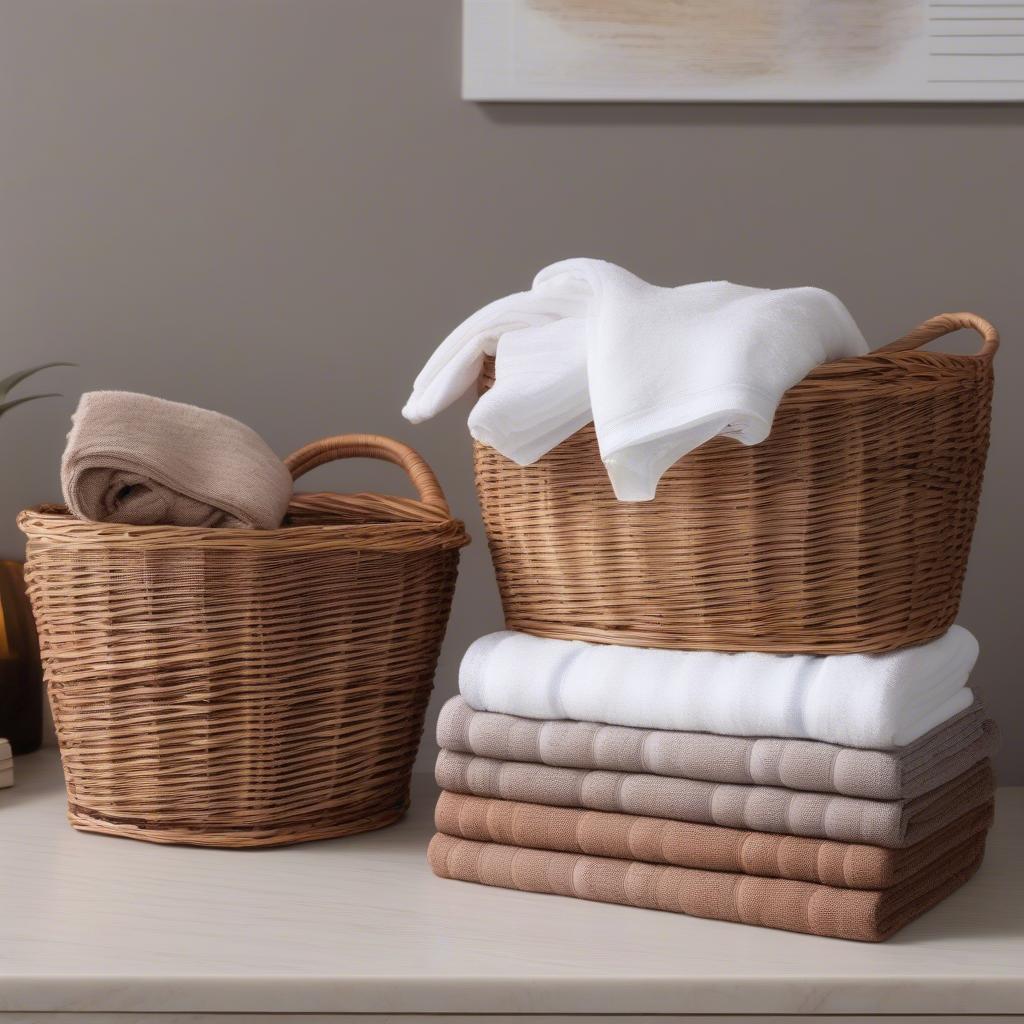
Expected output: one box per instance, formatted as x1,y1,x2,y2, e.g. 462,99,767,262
464,0,1024,101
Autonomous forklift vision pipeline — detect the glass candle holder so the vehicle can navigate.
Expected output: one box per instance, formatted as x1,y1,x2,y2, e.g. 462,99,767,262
0,560,43,755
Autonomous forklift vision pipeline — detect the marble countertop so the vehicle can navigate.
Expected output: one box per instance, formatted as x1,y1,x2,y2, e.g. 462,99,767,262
0,751,1022,1017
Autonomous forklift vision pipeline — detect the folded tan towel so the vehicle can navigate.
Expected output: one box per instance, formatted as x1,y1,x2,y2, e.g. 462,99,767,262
435,750,995,848
438,696,998,800
427,831,987,942
435,791,995,889
61,391,293,528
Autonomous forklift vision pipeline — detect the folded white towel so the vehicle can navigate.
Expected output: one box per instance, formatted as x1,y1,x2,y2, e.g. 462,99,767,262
459,628,978,749
404,260,868,500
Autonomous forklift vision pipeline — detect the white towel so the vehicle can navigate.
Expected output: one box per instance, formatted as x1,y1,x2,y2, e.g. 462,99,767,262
404,260,868,500
459,628,978,749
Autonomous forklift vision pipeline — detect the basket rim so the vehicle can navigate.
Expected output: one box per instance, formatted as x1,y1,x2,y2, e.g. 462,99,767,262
478,311,998,396
803,345,995,382
18,498,470,553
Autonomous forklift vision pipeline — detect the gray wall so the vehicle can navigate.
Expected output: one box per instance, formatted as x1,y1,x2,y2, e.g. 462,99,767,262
1,0,1021,777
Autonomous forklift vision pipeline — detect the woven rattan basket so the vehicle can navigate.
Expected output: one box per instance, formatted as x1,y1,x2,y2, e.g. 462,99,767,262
475,312,997,654
19,434,468,847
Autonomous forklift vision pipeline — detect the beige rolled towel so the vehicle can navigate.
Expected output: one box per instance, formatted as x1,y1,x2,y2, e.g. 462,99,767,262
61,392,293,528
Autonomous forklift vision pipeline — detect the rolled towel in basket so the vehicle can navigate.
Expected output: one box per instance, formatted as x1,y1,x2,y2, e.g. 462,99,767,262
460,628,979,748
61,392,293,529
404,259,868,500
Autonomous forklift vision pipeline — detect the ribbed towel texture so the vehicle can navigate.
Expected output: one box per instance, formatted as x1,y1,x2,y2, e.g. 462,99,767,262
428,831,987,943
403,259,867,500
460,628,978,748
436,751,995,848
438,697,998,800
61,391,293,528
436,792,994,890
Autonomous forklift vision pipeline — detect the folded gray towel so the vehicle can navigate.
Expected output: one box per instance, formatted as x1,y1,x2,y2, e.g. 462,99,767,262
61,391,293,529
435,750,996,848
436,696,998,801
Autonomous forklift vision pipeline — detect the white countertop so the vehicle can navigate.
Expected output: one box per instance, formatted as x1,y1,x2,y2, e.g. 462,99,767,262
0,751,1022,1017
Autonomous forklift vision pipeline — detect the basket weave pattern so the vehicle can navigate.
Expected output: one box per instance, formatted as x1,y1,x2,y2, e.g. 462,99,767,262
475,313,996,654
20,435,468,847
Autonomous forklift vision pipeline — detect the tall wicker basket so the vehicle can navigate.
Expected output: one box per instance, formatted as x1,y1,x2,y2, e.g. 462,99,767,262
19,435,468,847
475,313,997,654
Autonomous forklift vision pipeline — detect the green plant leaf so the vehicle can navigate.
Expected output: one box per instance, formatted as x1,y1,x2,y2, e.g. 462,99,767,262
0,393,61,417
0,362,75,400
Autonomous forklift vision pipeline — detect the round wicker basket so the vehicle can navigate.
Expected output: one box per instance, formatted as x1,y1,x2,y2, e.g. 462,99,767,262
475,312,997,654
20,434,468,847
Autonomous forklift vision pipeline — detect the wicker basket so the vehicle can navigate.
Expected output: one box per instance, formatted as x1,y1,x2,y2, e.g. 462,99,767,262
19,434,468,847
475,312,997,654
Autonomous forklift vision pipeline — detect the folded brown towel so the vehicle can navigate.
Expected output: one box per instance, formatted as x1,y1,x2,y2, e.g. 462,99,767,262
438,696,997,800
61,391,293,528
435,750,995,848
435,791,994,889
427,831,988,942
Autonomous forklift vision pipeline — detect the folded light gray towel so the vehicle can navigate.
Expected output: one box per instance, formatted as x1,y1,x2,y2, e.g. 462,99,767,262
436,696,998,801
435,750,995,848
61,391,293,529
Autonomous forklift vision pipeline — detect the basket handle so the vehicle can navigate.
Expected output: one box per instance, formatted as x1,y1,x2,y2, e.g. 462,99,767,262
284,434,451,515
876,312,999,358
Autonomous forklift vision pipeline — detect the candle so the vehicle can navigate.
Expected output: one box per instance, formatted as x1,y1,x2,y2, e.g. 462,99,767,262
0,561,43,754
0,593,9,660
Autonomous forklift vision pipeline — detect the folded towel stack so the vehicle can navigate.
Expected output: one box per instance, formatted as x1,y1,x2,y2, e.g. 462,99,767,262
429,629,997,942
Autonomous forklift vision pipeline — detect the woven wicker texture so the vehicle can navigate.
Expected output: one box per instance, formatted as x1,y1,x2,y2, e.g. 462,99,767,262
475,313,997,653
20,434,468,847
